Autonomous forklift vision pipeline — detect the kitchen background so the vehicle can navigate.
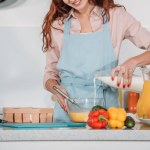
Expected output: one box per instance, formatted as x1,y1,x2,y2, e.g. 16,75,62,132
0,0,150,113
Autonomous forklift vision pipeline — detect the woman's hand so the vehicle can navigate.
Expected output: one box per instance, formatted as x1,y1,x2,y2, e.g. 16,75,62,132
111,58,138,88
54,85,68,112
45,79,68,112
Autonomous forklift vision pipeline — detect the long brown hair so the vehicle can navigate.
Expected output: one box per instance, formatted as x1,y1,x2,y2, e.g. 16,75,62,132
42,0,123,51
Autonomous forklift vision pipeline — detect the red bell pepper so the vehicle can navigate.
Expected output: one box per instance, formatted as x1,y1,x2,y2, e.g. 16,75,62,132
87,109,109,129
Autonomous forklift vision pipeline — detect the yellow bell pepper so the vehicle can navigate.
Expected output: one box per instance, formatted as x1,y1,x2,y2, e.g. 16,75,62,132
108,107,127,128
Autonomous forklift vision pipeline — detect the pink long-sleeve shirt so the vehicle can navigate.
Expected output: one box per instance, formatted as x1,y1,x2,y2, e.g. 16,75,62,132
43,6,150,87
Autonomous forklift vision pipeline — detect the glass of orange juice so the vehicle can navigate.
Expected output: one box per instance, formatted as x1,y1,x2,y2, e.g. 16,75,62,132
137,80,150,118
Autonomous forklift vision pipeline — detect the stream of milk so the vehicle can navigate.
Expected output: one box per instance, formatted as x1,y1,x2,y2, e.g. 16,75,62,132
93,77,97,98
93,77,105,106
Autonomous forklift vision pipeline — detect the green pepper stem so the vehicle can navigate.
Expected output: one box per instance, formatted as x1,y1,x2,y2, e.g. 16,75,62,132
98,115,108,122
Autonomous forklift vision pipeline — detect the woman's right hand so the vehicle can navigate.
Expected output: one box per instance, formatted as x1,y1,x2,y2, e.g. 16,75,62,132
53,85,68,112
45,79,68,112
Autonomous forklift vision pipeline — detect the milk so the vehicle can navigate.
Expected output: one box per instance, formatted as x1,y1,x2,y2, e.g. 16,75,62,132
93,78,97,98
95,76,144,93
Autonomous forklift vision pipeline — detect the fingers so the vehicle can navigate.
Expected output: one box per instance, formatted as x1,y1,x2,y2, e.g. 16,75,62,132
111,65,125,86
122,68,133,88
127,68,134,87
111,65,121,81
111,66,134,88
57,94,68,112
54,85,68,112
122,71,128,88
117,66,125,87
54,85,68,94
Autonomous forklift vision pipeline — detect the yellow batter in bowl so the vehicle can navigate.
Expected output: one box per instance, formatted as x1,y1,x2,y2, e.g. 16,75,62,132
68,112,89,122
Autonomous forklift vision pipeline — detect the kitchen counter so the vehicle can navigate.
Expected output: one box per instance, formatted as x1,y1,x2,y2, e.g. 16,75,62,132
0,123,150,141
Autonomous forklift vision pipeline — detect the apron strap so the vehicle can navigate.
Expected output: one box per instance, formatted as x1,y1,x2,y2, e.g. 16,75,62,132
103,15,110,36
64,18,71,35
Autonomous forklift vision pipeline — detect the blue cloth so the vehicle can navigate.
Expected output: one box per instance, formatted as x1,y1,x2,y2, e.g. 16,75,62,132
0,123,86,128
53,16,119,123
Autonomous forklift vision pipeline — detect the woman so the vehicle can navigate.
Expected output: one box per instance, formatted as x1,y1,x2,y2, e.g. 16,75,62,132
42,0,150,122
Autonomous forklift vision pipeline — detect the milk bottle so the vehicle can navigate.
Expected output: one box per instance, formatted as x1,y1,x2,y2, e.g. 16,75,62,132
95,75,143,93
94,68,147,93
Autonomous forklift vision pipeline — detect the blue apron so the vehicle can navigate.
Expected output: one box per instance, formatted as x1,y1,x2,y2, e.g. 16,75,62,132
53,16,119,122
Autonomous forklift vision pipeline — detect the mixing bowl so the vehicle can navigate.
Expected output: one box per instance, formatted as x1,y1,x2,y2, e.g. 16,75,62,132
66,98,105,123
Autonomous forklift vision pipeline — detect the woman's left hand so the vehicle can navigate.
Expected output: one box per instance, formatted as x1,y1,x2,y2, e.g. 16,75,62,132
111,58,138,88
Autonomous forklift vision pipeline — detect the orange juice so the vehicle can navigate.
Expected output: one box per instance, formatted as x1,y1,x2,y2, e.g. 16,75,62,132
68,112,89,122
137,80,150,117
128,91,139,113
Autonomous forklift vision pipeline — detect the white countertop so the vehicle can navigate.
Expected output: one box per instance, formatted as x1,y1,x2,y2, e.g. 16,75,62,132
0,123,150,141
